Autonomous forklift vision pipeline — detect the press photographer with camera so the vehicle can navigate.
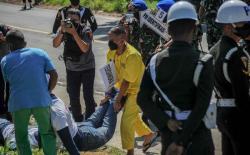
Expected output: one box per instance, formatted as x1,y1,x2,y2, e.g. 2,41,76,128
53,8,96,122
52,0,97,35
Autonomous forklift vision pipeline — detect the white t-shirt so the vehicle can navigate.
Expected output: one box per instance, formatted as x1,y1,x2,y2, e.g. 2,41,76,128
50,97,78,138
1,97,78,149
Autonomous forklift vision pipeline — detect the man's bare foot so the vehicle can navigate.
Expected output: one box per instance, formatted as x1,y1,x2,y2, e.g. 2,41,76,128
143,132,155,146
142,132,159,152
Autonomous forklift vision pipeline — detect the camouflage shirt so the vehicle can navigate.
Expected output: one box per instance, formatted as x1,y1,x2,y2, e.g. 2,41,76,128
200,0,224,49
127,21,160,64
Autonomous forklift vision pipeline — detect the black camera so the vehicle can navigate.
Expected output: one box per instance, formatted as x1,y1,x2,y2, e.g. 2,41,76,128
63,18,73,28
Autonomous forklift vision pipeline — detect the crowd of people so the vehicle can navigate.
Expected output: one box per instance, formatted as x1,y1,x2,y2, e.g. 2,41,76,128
1,0,250,155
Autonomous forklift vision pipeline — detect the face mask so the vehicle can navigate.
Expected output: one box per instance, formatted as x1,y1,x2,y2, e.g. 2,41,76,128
233,24,250,39
70,0,80,6
108,40,118,50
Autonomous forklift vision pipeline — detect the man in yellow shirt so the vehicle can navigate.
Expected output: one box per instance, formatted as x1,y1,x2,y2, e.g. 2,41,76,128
104,26,156,155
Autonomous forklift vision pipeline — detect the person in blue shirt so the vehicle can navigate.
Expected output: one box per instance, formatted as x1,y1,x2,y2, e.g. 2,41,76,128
0,91,118,155
0,29,58,155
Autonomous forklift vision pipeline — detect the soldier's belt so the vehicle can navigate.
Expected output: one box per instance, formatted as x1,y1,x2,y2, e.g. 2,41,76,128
217,99,236,107
165,110,191,121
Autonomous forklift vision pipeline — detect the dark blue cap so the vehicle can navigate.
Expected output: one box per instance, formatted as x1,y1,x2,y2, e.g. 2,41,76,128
156,0,175,13
131,0,148,11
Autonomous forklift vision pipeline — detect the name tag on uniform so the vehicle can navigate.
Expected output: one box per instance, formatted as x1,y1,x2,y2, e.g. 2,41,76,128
99,61,116,91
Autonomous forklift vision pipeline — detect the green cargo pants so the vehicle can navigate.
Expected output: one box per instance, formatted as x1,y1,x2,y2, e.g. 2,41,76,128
12,107,56,155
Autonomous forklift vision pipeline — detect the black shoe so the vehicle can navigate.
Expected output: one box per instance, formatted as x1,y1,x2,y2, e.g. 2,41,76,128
30,4,33,9
21,5,26,10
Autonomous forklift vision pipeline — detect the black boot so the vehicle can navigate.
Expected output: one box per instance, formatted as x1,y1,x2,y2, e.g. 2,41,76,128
21,5,26,10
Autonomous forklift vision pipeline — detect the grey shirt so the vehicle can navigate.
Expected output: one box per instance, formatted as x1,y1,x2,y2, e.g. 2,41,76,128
64,28,95,71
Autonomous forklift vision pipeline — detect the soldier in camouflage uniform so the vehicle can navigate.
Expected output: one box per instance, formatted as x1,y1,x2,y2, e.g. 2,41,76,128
120,0,160,64
139,25,160,63
189,0,203,50
199,0,224,49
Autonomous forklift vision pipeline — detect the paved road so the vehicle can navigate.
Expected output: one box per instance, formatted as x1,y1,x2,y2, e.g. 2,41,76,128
0,2,120,93
0,2,221,154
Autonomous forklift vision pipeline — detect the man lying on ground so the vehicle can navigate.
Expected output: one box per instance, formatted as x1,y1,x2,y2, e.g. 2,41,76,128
0,93,117,155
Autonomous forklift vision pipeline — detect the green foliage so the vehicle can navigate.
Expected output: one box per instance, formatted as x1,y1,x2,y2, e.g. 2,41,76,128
0,147,69,155
0,146,125,155
44,0,158,13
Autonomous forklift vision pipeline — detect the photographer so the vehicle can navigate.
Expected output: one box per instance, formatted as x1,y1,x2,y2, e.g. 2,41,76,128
53,8,96,122
52,0,97,35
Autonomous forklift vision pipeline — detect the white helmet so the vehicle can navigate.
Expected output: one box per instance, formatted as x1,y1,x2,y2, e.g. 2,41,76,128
167,1,198,24
216,0,250,24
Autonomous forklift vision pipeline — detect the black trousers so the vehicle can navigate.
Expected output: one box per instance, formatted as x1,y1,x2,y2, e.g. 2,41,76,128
22,0,32,3
0,69,9,115
217,108,246,155
66,68,96,122
161,123,214,155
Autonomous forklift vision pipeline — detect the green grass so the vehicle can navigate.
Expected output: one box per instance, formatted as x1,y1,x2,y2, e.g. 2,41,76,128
43,0,158,13
0,145,125,155
101,146,125,155
0,147,69,155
